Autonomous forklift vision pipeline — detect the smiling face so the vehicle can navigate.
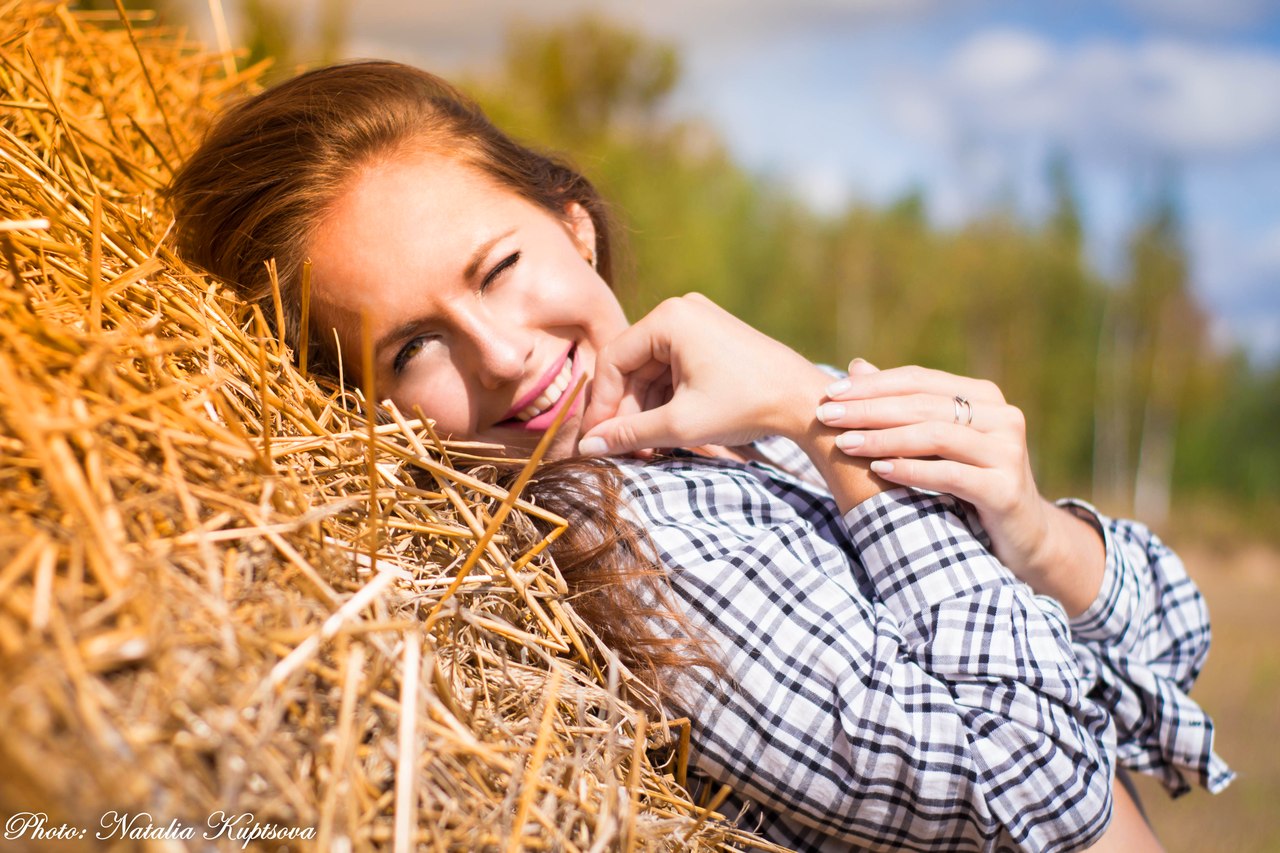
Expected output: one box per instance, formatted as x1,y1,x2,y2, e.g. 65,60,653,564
307,150,630,458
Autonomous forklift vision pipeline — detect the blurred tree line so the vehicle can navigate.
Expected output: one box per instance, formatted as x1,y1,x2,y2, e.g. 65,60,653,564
149,3,1279,528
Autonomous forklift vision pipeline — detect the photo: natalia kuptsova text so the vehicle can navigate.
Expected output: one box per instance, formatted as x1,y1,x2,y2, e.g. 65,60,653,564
4,811,318,847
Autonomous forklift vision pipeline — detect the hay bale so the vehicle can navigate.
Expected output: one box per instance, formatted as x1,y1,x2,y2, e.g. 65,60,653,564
0,4,766,849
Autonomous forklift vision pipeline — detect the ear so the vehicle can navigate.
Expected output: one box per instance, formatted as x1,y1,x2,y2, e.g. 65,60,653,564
563,202,597,263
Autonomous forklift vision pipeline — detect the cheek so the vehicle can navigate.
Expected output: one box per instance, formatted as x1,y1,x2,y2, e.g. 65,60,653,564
539,266,626,332
391,371,475,435
583,281,628,340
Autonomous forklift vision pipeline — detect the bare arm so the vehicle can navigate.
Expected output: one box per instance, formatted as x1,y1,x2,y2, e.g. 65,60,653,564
1087,779,1163,853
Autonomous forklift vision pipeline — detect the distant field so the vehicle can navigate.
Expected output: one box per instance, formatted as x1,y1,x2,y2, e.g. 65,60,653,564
1132,540,1280,851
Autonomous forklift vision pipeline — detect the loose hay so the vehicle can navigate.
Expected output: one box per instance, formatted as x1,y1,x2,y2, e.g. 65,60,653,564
0,4,774,850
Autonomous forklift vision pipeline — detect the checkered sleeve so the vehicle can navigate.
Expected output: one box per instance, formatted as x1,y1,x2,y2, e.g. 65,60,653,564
619,460,1114,852
1060,499,1235,796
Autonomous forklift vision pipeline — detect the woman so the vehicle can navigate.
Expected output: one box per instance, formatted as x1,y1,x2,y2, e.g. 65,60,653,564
168,61,1231,851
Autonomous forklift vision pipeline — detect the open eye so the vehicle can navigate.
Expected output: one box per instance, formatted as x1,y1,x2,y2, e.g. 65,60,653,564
392,335,433,375
481,252,520,290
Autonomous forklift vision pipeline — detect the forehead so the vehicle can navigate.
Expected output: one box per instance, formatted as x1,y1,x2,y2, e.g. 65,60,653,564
306,152,533,316
318,151,511,259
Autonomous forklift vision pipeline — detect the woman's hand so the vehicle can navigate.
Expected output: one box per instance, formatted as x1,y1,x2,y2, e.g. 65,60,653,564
577,295,885,511
817,359,1105,614
578,294,829,453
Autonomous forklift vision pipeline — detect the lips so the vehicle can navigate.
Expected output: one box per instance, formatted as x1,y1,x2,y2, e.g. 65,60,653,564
497,344,584,430
511,356,574,422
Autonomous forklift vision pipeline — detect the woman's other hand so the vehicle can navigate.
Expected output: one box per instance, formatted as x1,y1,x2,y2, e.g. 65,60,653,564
578,293,829,454
818,359,1106,615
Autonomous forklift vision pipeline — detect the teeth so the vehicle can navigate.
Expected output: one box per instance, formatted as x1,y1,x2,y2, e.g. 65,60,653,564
515,355,574,422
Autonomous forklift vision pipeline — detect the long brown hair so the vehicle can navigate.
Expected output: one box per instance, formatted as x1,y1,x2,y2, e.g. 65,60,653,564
167,60,715,693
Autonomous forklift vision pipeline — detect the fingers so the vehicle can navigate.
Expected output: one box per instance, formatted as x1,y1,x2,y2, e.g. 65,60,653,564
580,297,710,455
847,357,879,376
816,392,1015,434
582,294,722,433
580,324,674,434
831,421,998,467
826,364,1005,405
581,294,831,454
578,406,680,456
581,358,667,434
865,456,994,507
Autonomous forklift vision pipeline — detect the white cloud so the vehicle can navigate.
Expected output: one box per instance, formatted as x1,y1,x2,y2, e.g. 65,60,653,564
887,30,1280,161
1119,0,1277,32
1118,41,1280,155
948,29,1055,93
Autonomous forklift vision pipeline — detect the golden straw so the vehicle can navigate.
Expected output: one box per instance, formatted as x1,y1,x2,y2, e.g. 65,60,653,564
0,6,755,849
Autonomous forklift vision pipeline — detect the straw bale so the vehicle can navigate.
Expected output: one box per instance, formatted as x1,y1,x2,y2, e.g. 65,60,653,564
0,4,773,850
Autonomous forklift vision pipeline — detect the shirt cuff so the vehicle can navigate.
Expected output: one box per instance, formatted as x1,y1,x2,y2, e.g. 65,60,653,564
844,488,1028,617
1057,498,1136,645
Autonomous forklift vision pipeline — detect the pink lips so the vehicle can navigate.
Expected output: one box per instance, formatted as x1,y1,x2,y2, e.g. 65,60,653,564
497,344,583,431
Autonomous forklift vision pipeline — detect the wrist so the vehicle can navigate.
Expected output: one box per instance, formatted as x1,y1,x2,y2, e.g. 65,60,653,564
774,364,835,442
766,361,886,512
1021,498,1060,582
790,367,888,511
1027,500,1106,617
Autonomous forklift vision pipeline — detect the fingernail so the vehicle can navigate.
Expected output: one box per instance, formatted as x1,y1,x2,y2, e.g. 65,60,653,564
578,436,608,456
826,379,851,396
870,460,894,475
816,403,845,422
836,432,864,450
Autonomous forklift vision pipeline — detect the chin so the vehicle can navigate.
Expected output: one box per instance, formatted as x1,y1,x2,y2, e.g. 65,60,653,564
536,420,583,461
484,420,582,462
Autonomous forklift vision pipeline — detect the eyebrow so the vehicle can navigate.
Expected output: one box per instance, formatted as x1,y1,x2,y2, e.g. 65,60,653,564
464,229,515,281
373,229,515,359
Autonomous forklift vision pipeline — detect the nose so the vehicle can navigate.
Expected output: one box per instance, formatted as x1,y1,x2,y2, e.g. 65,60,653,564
455,306,530,390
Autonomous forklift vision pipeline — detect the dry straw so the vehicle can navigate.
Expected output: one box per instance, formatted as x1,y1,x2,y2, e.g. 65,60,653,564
0,4,778,849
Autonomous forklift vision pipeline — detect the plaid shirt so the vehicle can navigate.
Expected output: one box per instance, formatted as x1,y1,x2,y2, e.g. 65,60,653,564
613,434,1233,852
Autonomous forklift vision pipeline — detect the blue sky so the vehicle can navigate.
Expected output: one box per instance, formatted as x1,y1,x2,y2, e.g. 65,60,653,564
195,0,1280,363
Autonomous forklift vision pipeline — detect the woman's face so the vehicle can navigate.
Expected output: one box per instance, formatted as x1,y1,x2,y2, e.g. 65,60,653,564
307,150,629,458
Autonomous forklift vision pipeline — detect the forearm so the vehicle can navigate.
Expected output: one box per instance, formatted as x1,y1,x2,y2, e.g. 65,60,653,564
776,366,890,512
1024,499,1107,617
1085,778,1163,853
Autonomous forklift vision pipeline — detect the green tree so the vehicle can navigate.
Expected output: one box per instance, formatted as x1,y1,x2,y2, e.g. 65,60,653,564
1094,180,1210,520
498,15,678,142
239,0,348,79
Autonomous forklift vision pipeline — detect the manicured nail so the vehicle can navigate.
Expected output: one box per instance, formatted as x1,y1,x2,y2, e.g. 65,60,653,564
870,460,894,475
836,432,864,451
578,436,608,456
816,403,845,422
849,358,878,375
826,379,851,396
